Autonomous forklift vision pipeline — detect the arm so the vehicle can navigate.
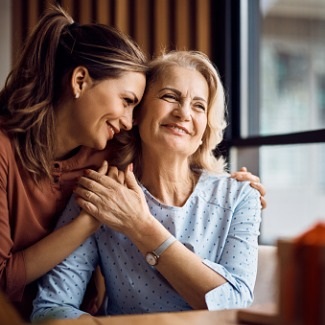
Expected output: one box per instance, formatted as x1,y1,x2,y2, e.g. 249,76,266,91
24,212,99,283
0,187,98,303
31,196,98,322
202,184,261,309
0,161,106,300
74,168,261,310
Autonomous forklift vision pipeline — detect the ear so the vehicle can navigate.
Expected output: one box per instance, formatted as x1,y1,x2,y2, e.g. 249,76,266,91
71,66,92,98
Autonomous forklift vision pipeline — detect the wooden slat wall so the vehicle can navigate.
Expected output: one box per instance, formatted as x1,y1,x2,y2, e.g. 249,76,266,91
11,0,211,62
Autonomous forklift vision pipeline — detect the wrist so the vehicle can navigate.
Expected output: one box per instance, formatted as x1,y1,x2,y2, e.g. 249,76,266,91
145,236,177,266
77,211,101,233
127,216,171,254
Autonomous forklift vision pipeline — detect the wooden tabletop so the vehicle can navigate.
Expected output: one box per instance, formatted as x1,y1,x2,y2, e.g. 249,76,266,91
45,309,239,325
0,290,278,325
43,304,278,325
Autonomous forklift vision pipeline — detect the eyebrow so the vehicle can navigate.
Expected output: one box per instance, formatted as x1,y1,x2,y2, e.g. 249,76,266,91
126,91,140,104
161,87,207,103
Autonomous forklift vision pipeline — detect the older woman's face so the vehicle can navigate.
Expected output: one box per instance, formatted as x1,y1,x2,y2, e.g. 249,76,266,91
137,66,208,157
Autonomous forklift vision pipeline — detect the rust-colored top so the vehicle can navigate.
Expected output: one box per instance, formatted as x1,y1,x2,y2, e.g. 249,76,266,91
0,130,108,320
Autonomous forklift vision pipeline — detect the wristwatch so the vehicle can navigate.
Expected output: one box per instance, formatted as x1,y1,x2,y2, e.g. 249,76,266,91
145,236,176,266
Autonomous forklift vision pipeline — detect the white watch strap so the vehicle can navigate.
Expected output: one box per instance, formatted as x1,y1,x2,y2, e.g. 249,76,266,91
154,236,177,257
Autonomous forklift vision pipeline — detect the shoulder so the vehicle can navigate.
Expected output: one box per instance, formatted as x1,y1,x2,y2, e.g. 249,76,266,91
0,130,13,151
197,171,260,207
199,171,252,192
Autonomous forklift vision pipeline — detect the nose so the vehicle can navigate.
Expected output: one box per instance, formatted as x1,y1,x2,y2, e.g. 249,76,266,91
174,100,191,120
120,108,133,131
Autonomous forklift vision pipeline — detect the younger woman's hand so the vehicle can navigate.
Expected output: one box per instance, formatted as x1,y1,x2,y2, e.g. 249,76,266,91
78,160,109,229
231,167,267,209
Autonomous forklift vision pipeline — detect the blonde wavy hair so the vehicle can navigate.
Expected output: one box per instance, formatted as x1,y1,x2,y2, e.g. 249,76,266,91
109,50,228,178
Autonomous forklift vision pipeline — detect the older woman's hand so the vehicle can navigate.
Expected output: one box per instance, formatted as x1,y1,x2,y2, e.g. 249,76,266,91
230,167,267,209
73,164,155,239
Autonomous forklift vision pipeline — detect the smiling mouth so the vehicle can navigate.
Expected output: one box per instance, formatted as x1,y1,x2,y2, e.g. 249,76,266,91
162,124,191,135
106,123,117,138
107,122,121,134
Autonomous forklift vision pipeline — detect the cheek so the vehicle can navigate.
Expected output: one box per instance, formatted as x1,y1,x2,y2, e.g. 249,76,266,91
196,116,208,138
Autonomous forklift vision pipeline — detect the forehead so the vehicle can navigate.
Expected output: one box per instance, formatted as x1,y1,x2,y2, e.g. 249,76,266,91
151,66,209,98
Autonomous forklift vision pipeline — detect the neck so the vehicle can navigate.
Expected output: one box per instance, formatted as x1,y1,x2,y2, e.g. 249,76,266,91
140,154,198,207
53,102,80,160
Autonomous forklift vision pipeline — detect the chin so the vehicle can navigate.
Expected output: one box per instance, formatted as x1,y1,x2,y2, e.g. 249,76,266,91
92,139,109,151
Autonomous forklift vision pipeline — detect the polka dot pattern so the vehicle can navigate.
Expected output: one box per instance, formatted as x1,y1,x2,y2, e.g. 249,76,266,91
31,172,261,321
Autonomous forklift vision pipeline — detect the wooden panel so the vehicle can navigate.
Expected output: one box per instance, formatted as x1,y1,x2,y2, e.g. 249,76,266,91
153,0,169,55
27,0,39,34
96,0,111,25
175,0,190,50
196,0,210,56
134,0,150,56
10,0,213,65
11,0,24,60
115,0,129,34
79,0,92,24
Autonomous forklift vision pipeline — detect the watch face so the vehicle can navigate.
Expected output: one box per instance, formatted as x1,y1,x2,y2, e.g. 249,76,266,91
145,252,158,266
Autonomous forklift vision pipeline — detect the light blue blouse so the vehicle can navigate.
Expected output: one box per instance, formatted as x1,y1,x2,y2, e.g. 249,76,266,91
31,172,261,321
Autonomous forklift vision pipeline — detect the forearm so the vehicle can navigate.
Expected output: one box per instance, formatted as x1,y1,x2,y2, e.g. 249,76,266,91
24,212,99,283
127,218,226,310
152,240,226,309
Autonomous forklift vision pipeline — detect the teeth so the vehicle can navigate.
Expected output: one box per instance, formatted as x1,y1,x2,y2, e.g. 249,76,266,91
169,126,187,134
108,124,114,135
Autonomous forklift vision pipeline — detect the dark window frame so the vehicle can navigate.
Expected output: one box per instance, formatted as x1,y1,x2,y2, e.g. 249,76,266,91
211,0,325,159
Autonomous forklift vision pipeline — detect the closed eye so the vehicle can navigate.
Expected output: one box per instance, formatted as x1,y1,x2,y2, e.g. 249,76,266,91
194,102,206,112
123,97,136,106
161,93,179,103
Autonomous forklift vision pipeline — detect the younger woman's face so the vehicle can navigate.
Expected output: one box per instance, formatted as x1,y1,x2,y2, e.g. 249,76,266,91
69,71,146,151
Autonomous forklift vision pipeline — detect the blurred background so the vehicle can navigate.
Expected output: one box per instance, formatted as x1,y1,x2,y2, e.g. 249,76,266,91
1,0,324,245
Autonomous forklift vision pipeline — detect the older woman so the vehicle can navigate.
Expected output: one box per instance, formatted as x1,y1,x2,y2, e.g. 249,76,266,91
31,51,262,321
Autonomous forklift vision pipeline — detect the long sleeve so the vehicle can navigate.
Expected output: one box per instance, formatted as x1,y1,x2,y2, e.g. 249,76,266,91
0,137,28,301
203,183,261,309
31,196,99,321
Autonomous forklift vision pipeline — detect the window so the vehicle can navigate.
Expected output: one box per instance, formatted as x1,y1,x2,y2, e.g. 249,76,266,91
218,0,325,244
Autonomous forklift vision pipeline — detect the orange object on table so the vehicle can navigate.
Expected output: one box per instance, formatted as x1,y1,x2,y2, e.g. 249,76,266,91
278,222,325,325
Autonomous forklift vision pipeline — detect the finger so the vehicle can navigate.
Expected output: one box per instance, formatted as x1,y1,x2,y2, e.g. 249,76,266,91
236,173,260,183
260,197,267,209
77,173,114,198
97,160,108,175
107,166,125,184
107,166,119,178
124,165,141,191
74,183,99,200
117,170,125,184
230,167,249,179
75,195,100,218
250,182,266,196
82,168,106,184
